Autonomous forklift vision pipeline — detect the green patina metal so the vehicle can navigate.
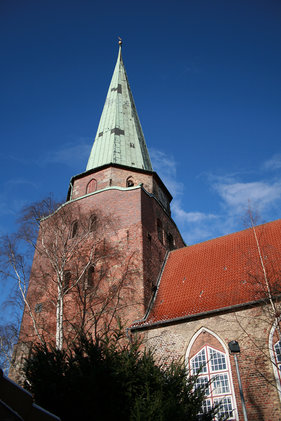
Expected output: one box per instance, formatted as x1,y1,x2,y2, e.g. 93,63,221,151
86,44,153,172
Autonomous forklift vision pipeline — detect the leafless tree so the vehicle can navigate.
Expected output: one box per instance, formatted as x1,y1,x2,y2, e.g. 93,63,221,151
0,322,19,375
242,207,281,335
0,196,140,377
232,207,281,393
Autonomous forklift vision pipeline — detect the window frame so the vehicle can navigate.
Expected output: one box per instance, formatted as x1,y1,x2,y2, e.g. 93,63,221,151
188,334,237,421
86,178,97,194
269,321,281,404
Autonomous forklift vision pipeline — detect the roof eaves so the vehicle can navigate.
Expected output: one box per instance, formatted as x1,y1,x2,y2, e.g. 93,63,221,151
130,297,275,332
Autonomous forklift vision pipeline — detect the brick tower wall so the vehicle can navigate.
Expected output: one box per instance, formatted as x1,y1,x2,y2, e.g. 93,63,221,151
15,183,184,353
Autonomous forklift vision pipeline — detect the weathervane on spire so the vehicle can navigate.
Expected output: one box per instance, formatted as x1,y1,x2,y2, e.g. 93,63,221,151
118,37,122,47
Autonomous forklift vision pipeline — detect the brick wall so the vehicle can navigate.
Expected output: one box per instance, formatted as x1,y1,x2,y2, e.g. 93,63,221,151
13,168,184,381
139,305,281,421
70,165,172,214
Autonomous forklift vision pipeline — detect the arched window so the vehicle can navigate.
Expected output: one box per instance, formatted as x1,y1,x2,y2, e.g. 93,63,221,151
71,220,78,238
157,219,163,243
87,266,95,287
126,177,134,187
274,340,281,371
190,346,235,419
166,232,174,250
270,322,281,403
186,328,237,420
86,178,97,194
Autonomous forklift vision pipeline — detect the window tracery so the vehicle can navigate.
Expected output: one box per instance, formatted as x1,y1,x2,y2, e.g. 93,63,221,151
269,322,281,403
274,340,281,371
190,345,235,420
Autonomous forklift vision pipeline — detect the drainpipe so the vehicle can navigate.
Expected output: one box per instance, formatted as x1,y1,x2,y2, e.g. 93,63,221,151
228,341,248,421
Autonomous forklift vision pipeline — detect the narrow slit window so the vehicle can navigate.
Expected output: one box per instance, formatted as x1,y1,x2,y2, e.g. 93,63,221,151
89,215,97,232
71,221,78,238
157,219,163,243
166,233,174,250
87,266,95,287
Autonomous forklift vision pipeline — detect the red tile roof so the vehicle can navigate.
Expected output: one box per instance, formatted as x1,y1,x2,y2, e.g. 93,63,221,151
133,219,281,329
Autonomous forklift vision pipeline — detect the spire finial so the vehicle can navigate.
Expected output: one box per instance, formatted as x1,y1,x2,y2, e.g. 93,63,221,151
118,37,122,47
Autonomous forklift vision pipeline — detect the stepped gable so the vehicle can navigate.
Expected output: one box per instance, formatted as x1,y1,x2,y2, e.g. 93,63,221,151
133,219,281,328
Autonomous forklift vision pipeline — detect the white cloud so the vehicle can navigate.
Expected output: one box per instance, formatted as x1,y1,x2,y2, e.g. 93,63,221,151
172,201,222,244
42,139,92,167
149,150,223,244
181,226,216,245
150,149,177,177
263,154,281,171
150,149,183,196
214,180,281,215
149,152,281,245
172,201,217,223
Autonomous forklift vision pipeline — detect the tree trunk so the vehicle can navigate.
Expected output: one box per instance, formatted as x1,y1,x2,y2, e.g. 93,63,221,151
56,288,63,350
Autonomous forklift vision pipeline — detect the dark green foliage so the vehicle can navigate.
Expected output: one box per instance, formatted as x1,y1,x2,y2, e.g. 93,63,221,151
24,332,215,421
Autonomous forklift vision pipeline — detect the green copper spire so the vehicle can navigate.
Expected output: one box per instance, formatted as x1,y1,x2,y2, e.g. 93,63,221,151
86,41,153,172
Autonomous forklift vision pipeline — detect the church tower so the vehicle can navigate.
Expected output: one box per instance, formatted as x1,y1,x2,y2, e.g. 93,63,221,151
65,40,185,316
12,43,185,375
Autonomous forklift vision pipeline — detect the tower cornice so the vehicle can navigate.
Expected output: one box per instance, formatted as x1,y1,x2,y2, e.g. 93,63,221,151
67,162,172,203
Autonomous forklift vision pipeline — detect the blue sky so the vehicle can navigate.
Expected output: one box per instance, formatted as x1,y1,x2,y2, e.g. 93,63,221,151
1,0,281,248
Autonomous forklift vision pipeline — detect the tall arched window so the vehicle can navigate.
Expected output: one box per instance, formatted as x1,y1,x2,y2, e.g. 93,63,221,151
157,219,163,243
270,322,281,403
86,178,97,194
187,328,237,420
274,340,281,370
71,220,78,238
87,266,95,288
190,345,235,419
166,232,174,250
